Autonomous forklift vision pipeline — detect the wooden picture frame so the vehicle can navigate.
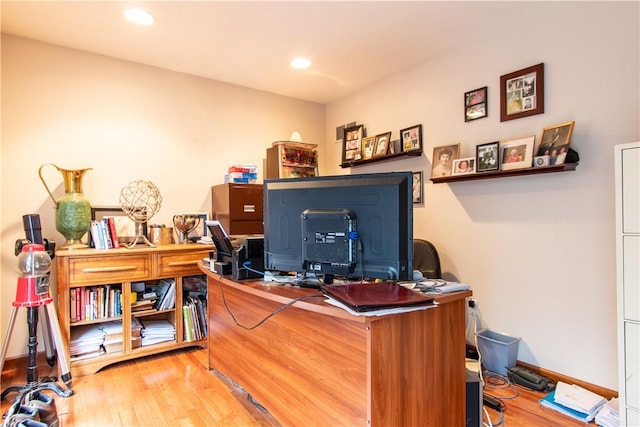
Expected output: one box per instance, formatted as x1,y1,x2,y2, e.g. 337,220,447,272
500,135,535,171
500,63,544,122
342,124,364,162
400,124,423,153
452,157,476,175
536,121,575,166
91,206,146,245
476,141,500,172
431,144,460,178
412,171,423,204
361,136,376,160
465,87,487,122
373,132,392,158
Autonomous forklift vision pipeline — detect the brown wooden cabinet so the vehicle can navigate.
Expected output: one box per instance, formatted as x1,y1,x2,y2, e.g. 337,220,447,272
211,183,263,235
55,244,214,376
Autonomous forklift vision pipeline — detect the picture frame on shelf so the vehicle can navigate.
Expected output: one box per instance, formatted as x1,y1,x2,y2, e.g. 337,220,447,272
476,141,500,172
464,87,487,122
452,157,476,175
500,135,535,171
91,206,146,245
400,124,423,152
536,121,575,165
361,136,376,160
412,171,423,204
342,124,364,163
431,143,460,178
373,132,392,158
181,212,209,241
500,63,544,122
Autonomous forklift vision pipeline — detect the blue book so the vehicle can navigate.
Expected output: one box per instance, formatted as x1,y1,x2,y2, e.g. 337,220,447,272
539,389,593,423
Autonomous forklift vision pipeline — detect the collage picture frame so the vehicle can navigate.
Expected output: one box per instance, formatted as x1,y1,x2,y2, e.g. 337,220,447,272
500,63,544,122
342,124,364,163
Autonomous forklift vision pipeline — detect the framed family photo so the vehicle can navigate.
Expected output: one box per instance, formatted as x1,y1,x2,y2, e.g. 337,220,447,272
536,121,575,166
342,124,364,162
431,144,460,178
400,124,423,153
452,157,476,175
373,132,392,158
476,141,500,172
464,87,487,122
500,63,544,122
500,135,535,171
361,136,376,160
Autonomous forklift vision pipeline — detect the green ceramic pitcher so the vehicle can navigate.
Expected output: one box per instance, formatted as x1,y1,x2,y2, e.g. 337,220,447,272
39,164,92,249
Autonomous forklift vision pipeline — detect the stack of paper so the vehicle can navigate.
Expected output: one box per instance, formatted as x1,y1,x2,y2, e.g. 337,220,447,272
539,381,606,423
140,319,175,346
594,398,619,427
69,324,105,361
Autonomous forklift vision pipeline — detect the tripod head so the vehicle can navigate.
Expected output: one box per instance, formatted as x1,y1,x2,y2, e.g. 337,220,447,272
15,214,56,258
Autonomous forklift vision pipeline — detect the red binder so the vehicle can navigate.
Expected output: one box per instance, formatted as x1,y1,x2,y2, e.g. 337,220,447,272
323,282,434,312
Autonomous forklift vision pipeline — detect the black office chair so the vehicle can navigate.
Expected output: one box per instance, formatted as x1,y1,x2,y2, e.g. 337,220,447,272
413,239,441,279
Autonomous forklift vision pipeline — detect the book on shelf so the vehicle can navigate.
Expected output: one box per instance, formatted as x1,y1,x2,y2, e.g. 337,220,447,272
106,216,120,248
154,279,176,310
70,286,122,323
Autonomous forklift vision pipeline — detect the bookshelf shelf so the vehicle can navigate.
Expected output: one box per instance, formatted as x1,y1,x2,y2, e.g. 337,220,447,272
340,149,422,168
56,244,214,377
430,162,578,184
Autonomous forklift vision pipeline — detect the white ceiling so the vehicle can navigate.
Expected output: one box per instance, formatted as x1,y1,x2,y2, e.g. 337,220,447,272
2,1,536,104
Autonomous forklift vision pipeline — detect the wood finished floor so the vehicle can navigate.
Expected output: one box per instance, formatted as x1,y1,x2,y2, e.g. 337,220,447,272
2,347,593,426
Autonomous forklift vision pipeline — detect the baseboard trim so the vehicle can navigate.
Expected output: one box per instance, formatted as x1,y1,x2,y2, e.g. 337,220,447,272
516,360,617,400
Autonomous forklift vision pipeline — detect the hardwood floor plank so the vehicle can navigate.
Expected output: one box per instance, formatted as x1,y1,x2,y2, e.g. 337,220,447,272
2,348,605,426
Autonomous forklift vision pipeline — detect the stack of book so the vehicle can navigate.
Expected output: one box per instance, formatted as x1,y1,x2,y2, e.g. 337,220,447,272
539,381,606,423
140,319,175,346
90,217,120,249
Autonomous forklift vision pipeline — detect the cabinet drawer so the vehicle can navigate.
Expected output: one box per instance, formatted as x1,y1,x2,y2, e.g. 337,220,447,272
157,249,212,277
68,255,151,285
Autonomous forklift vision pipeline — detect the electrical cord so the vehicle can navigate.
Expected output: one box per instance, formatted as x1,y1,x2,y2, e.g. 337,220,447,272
215,273,325,330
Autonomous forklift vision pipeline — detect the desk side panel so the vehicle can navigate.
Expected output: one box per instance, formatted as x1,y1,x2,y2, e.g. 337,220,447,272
369,298,467,426
208,278,368,426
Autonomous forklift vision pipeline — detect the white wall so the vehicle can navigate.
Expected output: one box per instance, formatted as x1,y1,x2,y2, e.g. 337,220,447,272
0,35,324,359
326,2,639,390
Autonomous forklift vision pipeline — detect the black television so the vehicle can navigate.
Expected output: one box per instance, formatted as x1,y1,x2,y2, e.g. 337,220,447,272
263,171,413,283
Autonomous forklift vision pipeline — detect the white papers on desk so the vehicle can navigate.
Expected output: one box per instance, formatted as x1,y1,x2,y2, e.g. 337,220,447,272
399,280,471,294
324,297,438,317
594,398,619,427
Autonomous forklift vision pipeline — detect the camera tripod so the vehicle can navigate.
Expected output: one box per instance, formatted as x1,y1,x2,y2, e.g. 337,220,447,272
0,279,74,400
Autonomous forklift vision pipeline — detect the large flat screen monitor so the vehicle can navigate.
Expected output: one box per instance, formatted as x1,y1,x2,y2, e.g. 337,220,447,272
263,171,413,282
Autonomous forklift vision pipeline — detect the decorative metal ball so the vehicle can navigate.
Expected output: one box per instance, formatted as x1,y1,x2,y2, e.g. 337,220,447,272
119,180,163,224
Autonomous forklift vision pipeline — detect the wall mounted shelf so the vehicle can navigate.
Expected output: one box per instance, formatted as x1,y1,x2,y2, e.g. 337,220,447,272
340,149,422,168
430,162,578,184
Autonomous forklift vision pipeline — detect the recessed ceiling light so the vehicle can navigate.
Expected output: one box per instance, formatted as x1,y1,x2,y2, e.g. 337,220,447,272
124,8,154,26
290,57,311,69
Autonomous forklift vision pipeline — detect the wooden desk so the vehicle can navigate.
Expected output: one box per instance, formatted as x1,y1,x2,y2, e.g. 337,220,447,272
200,265,471,426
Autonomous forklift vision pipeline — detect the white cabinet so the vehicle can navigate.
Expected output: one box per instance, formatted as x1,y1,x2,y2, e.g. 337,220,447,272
616,142,640,425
